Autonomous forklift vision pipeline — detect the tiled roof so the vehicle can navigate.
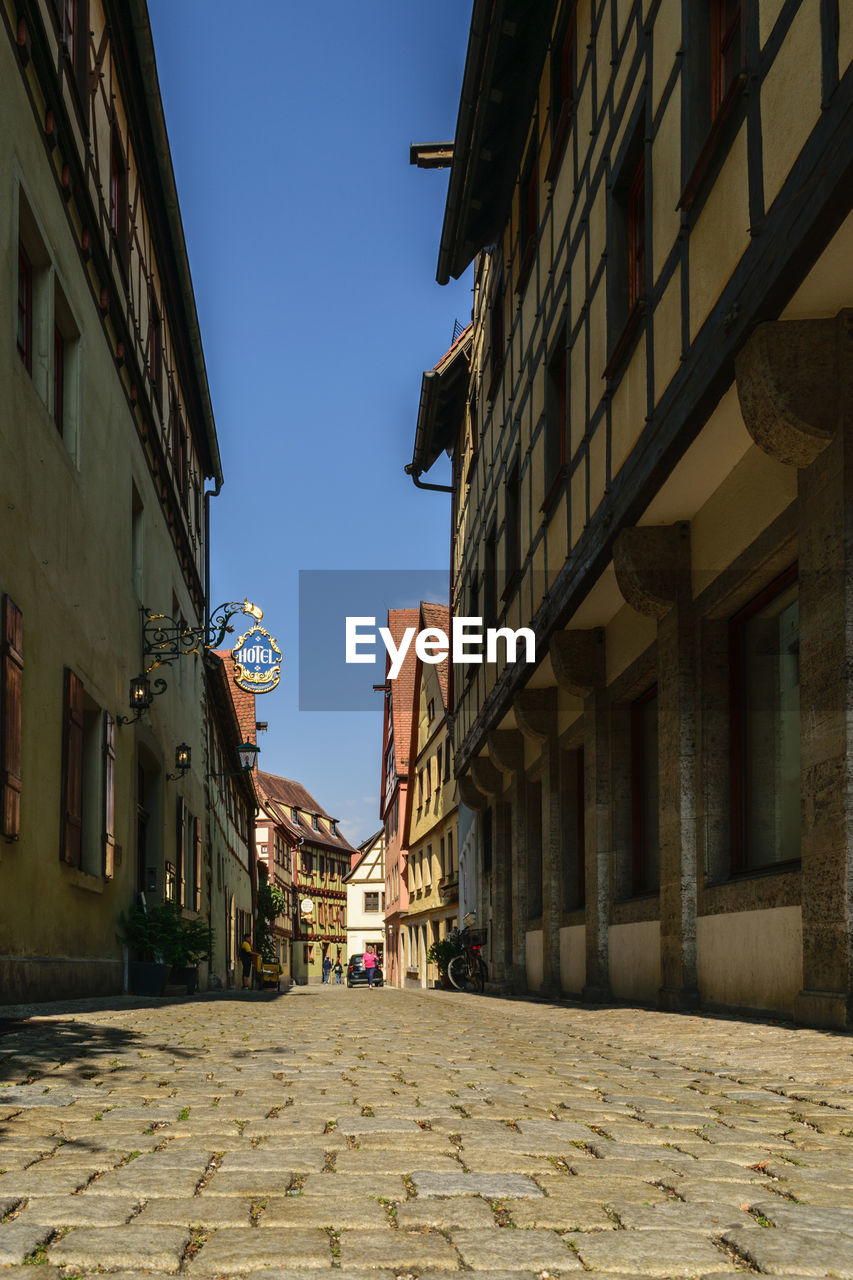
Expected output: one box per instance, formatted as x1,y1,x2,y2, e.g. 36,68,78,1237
386,608,420,773
419,601,450,710
213,650,256,745
256,771,358,854
433,322,472,372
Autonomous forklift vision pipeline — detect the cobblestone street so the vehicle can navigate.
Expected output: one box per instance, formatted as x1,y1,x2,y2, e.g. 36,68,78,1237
1,986,853,1278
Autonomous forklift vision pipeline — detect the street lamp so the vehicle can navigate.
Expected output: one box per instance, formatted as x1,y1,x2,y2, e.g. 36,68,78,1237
166,742,192,781
208,740,260,779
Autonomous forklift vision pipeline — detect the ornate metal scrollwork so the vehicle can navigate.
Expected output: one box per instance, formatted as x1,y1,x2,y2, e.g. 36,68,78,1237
142,600,263,673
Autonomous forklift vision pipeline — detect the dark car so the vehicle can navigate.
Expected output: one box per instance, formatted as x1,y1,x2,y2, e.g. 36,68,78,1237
346,953,384,987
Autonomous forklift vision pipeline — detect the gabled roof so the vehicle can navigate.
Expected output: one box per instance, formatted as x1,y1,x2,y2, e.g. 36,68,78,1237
410,325,472,477
418,602,451,710
437,0,554,284
385,609,420,774
256,771,358,855
345,828,385,880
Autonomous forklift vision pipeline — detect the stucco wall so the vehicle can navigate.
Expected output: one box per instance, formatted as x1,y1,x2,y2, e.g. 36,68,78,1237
559,924,586,995
697,907,803,1015
609,921,661,1003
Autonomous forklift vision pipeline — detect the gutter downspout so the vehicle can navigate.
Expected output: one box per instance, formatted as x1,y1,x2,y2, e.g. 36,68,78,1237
404,464,453,494
203,478,223,641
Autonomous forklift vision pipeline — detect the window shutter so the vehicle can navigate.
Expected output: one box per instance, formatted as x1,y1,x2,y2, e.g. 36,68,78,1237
2,596,23,840
193,816,201,911
61,668,84,866
103,711,116,878
176,795,185,906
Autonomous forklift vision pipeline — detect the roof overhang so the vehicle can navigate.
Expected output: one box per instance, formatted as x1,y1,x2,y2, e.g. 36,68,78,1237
436,0,554,285
410,326,473,476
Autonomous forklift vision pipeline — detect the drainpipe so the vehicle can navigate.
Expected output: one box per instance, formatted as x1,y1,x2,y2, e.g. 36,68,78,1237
204,478,223,641
404,464,453,494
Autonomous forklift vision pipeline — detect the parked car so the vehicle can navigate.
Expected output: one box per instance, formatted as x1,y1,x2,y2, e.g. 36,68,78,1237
347,953,384,987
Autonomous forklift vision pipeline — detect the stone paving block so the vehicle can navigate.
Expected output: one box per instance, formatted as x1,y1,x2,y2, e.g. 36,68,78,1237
260,1194,387,1228
332,1150,460,1175
19,1194,139,1226
750,1200,853,1233
218,1149,304,1172
85,1166,202,1197
128,1147,211,1172
339,1116,424,1135
187,1226,331,1272
300,1171,408,1200
0,1221,54,1266
0,1167,92,1196
133,1195,254,1227
396,1195,496,1230
198,1167,295,1196
611,1201,757,1232
0,1268,63,1280
48,1224,190,1271
570,1229,737,1274
411,1170,544,1198
452,1226,581,1271
460,1149,557,1175
337,1227,459,1271
722,1226,853,1276
507,1195,615,1230
672,1178,771,1207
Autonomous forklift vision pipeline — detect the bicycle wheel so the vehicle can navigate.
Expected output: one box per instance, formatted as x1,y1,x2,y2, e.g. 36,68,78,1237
447,954,476,992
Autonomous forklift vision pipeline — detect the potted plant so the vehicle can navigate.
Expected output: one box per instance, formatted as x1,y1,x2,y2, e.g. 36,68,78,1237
426,931,465,989
156,901,213,994
117,904,170,997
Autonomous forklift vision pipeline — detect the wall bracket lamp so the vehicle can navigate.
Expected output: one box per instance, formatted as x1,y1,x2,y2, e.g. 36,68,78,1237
207,740,260,778
166,742,192,781
116,673,167,725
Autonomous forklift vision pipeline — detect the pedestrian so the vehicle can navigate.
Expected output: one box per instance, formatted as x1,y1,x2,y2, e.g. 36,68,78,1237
334,958,343,984
363,945,378,988
322,953,332,984
240,935,254,991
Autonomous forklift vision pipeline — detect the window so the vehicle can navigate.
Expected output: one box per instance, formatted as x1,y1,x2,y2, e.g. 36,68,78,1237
17,245,32,372
364,891,380,913
425,759,432,801
292,806,300,824
447,827,453,874
484,523,497,628
631,687,659,895
2,596,24,840
439,836,445,876
730,567,799,871
301,848,312,875
149,297,162,410
427,699,435,723
444,744,451,782
436,746,443,791
319,854,326,878
60,670,115,877
165,861,177,902
53,280,80,458
488,267,505,396
516,137,538,291
53,326,65,435
543,327,568,509
606,116,646,377
547,5,575,177
55,0,88,105
330,820,337,837
681,2,746,211
505,462,521,585
312,814,319,831
110,125,129,269
417,770,423,808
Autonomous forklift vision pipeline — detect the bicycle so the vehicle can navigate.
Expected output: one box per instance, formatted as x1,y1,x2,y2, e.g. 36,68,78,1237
447,926,488,993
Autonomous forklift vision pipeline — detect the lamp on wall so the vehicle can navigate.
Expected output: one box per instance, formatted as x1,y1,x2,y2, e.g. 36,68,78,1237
117,673,166,725
166,742,192,781
208,740,260,779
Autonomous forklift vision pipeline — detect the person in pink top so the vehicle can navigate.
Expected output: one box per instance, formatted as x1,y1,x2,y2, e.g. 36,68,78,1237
363,946,378,988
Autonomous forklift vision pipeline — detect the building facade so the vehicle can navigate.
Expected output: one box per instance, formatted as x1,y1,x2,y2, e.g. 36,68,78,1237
380,609,418,987
256,771,355,984
344,828,385,963
401,603,460,988
0,0,224,999
412,0,853,1027
255,789,295,985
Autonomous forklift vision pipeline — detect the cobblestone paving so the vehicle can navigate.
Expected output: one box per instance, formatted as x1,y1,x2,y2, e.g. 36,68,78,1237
1,986,852,1277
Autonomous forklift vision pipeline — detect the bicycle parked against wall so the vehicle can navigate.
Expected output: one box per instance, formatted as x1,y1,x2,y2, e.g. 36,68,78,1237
447,925,488,993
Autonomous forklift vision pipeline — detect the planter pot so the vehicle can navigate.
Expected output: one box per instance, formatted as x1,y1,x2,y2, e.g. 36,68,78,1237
170,965,199,995
128,961,168,997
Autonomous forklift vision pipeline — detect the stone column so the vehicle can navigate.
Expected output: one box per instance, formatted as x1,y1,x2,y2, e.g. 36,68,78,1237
613,522,699,1011
487,729,527,990
471,754,506,984
513,690,560,997
551,630,609,1002
738,311,853,1029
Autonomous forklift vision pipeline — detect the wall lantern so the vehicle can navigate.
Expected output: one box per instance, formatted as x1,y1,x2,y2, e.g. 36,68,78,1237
166,742,192,781
117,673,166,725
236,741,260,772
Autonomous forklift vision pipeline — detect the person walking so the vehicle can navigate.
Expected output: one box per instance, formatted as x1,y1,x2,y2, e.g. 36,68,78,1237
363,945,378,989
334,958,343,984
322,953,332,984
240,935,254,991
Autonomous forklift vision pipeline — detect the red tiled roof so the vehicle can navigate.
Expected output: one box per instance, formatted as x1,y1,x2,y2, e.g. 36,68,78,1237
385,608,420,773
419,601,450,710
213,649,256,745
433,323,472,372
256,771,358,854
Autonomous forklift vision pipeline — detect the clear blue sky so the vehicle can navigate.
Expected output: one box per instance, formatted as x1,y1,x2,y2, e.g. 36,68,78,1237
148,2,474,846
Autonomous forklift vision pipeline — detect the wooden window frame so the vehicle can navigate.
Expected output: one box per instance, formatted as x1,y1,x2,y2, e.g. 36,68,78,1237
546,7,575,182
502,461,522,599
516,139,538,294
728,563,799,874
102,711,115,878
627,155,646,311
17,245,32,373
487,268,505,399
680,0,746,212
60,668,84,867
53,325,65,435
542,330,568,514
109,125,129,271
2,597,24,841
605,118,647,381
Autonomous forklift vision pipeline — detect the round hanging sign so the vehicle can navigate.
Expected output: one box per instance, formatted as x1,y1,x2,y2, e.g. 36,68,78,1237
300,898,314,917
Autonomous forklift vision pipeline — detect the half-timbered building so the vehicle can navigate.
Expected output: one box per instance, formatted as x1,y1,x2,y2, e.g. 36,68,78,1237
415,0,853,1027
1,0,222,998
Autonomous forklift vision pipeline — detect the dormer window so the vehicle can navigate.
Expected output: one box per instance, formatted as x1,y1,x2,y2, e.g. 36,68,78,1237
292,807,300,824
330,820,337,837
312,815,319,831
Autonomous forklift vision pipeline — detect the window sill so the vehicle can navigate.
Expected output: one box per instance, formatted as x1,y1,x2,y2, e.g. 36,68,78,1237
603,299,645,382
540,465,568,518
61,865,105,894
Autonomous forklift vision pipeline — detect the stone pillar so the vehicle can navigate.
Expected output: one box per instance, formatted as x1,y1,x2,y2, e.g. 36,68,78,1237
470,754,505,984
613,523,699,1011
487,730,527,991
738,312,852,1029
513,690,560,997
550,630,609,1001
